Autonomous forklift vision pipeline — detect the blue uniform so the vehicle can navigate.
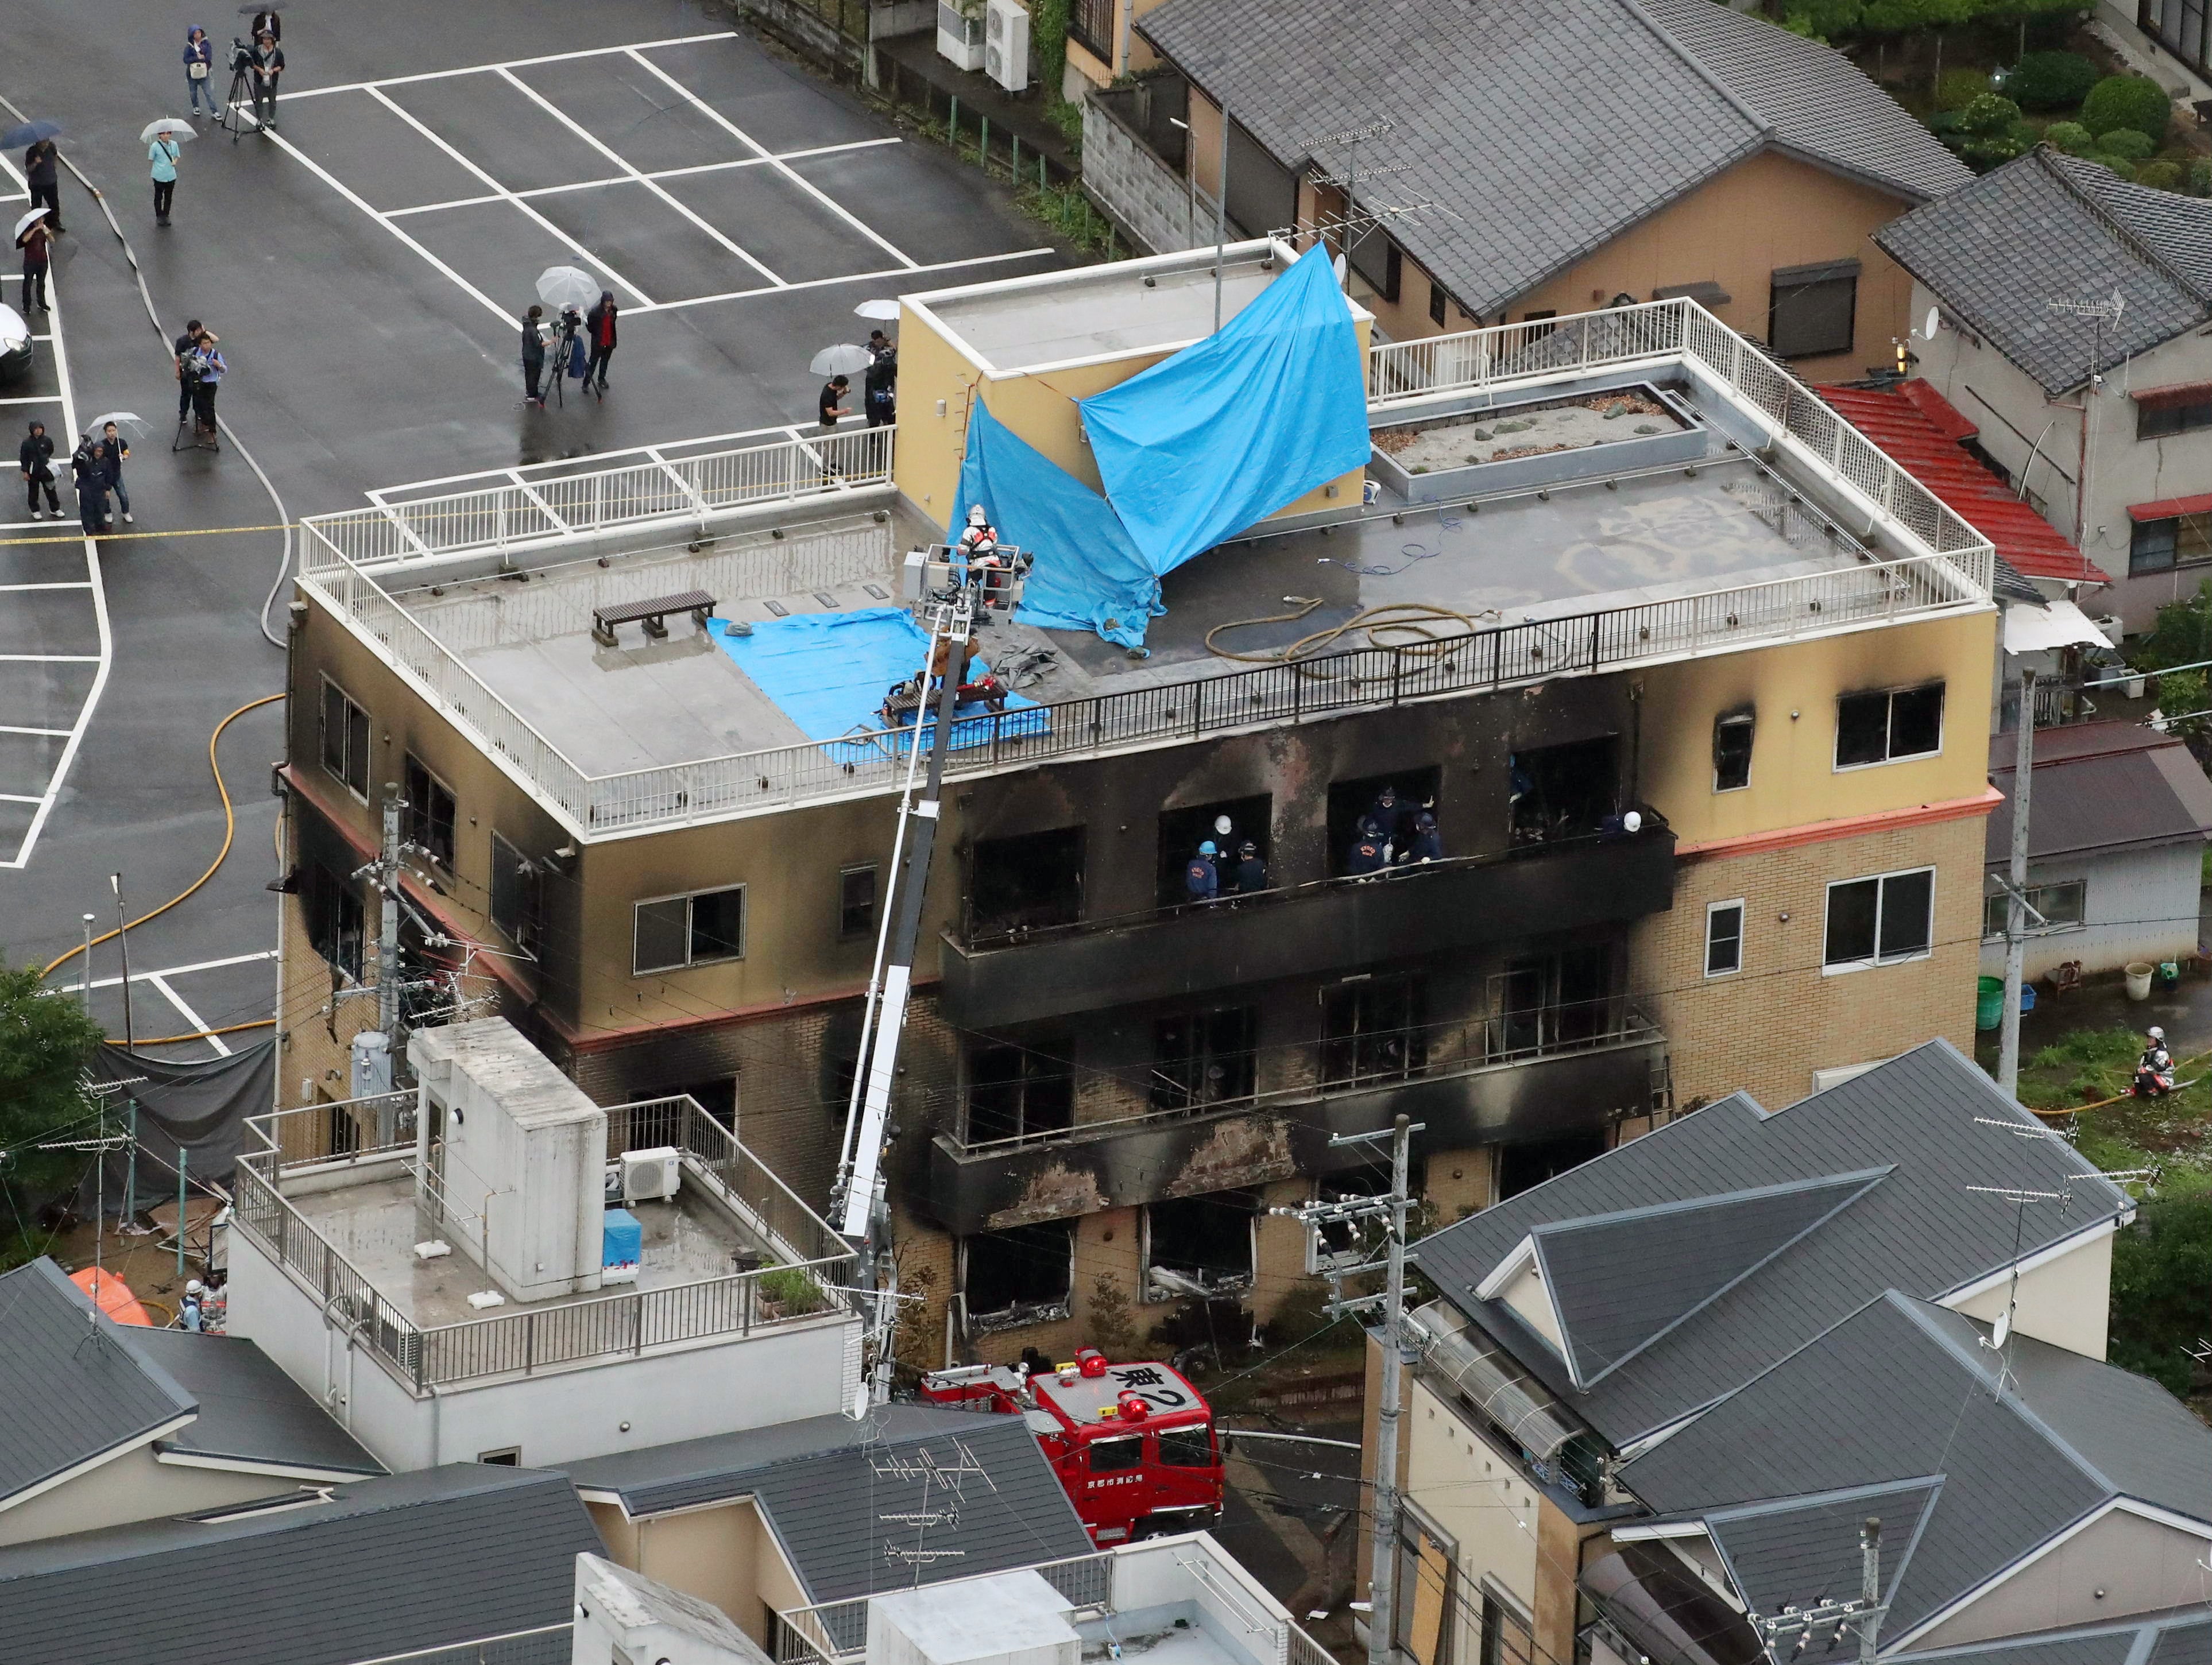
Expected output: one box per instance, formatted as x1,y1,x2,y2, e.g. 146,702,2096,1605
1184,854,1218,900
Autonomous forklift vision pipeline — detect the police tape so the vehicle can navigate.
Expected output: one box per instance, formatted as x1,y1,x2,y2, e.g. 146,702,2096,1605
0,521,297,546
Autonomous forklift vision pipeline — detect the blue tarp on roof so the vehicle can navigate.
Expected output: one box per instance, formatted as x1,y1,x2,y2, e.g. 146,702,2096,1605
1077,244,1371,576
708,609,1046,758
956,401,1161,649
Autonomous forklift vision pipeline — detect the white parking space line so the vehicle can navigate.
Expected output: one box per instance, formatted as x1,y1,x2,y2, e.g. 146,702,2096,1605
0,724,71,737
365,85,654,308
146,974,233,1056
380,137,906,219
0,792,42,803
77,949,279,992
260,127,513,326
282,31,739,100
631,247,1058,314
494,67,786,288
0,582,94,592
0,395,67,406
625,49,919,271
0,653,102,663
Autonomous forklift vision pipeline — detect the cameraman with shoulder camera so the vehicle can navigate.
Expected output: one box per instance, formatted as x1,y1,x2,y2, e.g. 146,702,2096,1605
250,30,284,131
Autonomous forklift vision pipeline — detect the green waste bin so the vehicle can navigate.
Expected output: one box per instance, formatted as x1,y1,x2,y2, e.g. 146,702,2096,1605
1976,975,2005,1031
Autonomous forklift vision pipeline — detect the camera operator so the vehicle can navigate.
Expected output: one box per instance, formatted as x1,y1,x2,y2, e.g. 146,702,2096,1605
249,30,284,132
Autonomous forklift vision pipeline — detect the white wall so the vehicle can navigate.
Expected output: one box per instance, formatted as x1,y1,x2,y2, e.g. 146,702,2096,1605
1978,842,2203,981
1404,1376,1543,1659
0,1441,289,1547
1947,1225,2114,1360
230,1219,860,1473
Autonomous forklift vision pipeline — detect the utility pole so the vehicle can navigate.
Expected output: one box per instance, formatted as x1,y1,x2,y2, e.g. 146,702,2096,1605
109,874,133,1052
1213,101,1229,332
377,787,404,1047
1273,1112,1422,1665
1999,669,2035,1096
79,913,94,1005
1753,1517,1885,1665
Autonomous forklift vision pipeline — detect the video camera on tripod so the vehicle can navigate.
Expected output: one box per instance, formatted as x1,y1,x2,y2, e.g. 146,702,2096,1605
229,37,256,72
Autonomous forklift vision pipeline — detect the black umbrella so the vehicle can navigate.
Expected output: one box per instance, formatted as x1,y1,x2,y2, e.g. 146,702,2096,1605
1,119,60,150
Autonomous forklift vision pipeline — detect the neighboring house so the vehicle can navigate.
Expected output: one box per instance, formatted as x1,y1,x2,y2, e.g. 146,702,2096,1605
0,1463,600,1665
1372,1043,2134,1665
0,1257,384,1549
1085,0,1967,379
564,1405,1095,1652
1611,1291,2212,1660
1878,145,2212,634
1981,721,2212,981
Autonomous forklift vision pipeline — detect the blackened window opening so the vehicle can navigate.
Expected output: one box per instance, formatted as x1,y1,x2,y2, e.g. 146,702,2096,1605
1322,975,1428,1086
1327,766,1442,876
1157,793,1271,905
965,1034,1075,1144
1147,1190,1259,1296
965,1221,1073,1316
1509,735,1619,846
970,826,1084,938
1151,1006,1258,1109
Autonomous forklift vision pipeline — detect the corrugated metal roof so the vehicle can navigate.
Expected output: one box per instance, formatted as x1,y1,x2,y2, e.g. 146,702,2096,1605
1818,382,2105,583
1985,722,2212,861
1135,0,1963,321
1414,1041,2128,1449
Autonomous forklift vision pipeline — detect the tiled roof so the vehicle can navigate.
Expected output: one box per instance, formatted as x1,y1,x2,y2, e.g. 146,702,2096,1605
1877,148,2212,396
124,1329,385,1480
1818,381,2106,583
1985,721,2212,862
1414,1041,2129,1447
1135,0,1964,320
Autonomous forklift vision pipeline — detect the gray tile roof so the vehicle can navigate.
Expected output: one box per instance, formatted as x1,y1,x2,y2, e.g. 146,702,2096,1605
1703,1479,1940,1624
0,1464,602,1665
1415,1040,2129,1447
0,1259,195,1508
562,1406,1094,1604
1135,0,1966,320
1985,722,2212,864
1620,1294,2212,1644
1534,1170,1885,1387
121,1328,385,1479
1896,1616,2167,1665
1876,148,2212,396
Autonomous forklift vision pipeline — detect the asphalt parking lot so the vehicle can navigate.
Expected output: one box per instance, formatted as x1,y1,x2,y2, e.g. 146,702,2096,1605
0,0,1069,1058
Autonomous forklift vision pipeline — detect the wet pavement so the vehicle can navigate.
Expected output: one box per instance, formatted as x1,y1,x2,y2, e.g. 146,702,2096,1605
0,0,1072,1052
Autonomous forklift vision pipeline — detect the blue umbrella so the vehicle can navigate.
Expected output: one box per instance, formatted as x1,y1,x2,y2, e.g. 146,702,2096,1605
1,120,60,150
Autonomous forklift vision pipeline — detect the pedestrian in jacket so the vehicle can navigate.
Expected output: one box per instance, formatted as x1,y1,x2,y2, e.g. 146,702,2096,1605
183,28,216,117
174,320,204,423
520,304,546,406
250,32,284,131
585,292,617,395
18,219,51,313
25,138,61,233
187,331,225,448
97,421,132,524
18,421,57,518
69,435,105,536
150,132,181,226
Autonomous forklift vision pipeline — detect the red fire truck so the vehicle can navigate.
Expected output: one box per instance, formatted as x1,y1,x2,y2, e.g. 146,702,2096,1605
918,1348,1226,1544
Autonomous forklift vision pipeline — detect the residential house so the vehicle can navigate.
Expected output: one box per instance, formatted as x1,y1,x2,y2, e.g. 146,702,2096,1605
279,249,2001,1373
0,1462,600,1665
1981,721,2212,981
1374,1042,2136,1665
1083,0,1967,380
1878,145,2212,634
0,1257,384,1549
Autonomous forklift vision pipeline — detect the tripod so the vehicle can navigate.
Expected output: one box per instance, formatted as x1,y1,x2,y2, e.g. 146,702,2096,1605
219,45,254,142
547,315,582,408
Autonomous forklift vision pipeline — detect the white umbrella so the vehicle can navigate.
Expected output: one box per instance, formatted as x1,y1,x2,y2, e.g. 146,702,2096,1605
810,343,873,377
12,209,47,245
535,265,599,309
853,298,902,321
140,119,197,144
86,411,147,435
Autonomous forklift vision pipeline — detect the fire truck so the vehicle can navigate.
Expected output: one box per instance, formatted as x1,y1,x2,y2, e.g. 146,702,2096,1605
918,1348,1226,1544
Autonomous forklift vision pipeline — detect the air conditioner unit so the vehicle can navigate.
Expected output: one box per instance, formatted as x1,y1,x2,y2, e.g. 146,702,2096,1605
985,0,1030,92
619,1147,680,1205
935,1,986,71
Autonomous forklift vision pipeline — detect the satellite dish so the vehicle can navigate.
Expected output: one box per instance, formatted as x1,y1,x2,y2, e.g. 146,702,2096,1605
1924,307,1940,340
1333,251,1348,284
1991,1307,2012,1349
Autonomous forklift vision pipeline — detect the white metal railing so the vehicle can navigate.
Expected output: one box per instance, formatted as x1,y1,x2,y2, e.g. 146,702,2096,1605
340,1624,573,1665
297,298,1993,842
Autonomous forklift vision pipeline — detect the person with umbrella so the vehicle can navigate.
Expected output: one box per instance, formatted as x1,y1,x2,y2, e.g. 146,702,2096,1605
584,290,617,396
67,432,105,537
146,121,188,227
16,212,51,313
20,130,62,233
184,28,216,118
864,330,896,429
95,419,137,525
532,266,597,408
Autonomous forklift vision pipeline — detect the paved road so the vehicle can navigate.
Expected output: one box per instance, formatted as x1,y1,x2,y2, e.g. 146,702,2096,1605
0,0,1068,1056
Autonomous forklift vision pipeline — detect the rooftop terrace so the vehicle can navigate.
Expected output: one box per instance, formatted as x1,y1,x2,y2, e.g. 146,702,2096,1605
298,299,1995,842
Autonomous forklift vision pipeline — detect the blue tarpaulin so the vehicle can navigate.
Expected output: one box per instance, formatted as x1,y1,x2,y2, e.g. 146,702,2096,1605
709,608,1047,758
1078,245,1371,576
956,401,1160,649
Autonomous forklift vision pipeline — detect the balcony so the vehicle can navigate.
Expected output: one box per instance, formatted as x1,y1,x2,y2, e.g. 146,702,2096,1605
937,819,1676,1031
922,1000,1668,1233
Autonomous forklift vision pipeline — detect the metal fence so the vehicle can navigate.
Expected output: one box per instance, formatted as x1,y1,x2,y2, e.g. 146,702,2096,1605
778,1552,1119,1663
297,297,1993,842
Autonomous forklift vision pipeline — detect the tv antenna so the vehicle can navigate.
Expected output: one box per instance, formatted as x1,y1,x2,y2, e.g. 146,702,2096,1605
873,1438,996,1586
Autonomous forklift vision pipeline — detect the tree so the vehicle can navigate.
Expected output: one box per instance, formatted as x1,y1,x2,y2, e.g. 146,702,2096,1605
1086,1271,1139,1358
2110,1192,2212,1396
0,958,103,1240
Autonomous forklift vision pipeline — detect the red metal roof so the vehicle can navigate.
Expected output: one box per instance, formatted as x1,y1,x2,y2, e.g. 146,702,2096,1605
1817,382,2109,584
2130,493,2212,522
2130,378,2212,408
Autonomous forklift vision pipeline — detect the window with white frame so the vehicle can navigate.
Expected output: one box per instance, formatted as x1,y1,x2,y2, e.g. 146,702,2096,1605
632,885,745,975
319,677,371,800
1705,900,1745,977
1835,684,1944,769
1983,880,2086,939
1824,868,1934,971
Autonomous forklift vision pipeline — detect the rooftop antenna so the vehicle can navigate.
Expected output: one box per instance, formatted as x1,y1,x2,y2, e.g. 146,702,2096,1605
1307,119,1394,294
41,1082,140,1335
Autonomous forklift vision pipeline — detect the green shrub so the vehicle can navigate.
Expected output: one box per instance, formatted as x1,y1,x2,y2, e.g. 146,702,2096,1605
2190,158,2212,195
1961,133,2031,169
758,1265,823,1315
2111,1193,2212,1395
2143,579,2212,669
2043,120,2094,154
1782,0,1863,38
2081,73,2172,141
2097,127,2158,161
1938,66,1994,111
1956,93,2024,134
2093,154,2138,180
2004,50,2098,111
2138,159,2187,192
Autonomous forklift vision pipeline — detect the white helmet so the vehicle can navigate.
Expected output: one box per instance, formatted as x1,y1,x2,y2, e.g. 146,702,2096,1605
1213,814,1233,837
2149,1026,2166,1043
185,1280,204,1297
968,504,988,527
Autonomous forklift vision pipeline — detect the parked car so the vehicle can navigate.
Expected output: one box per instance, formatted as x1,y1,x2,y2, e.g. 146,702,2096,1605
0,304,31,384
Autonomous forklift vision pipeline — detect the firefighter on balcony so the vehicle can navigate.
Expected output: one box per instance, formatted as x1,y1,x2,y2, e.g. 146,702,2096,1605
1406,809,1443,864
1346,818,1387,877
1184,840,1221,903
1231,839,1268,895
956,504,1016,621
